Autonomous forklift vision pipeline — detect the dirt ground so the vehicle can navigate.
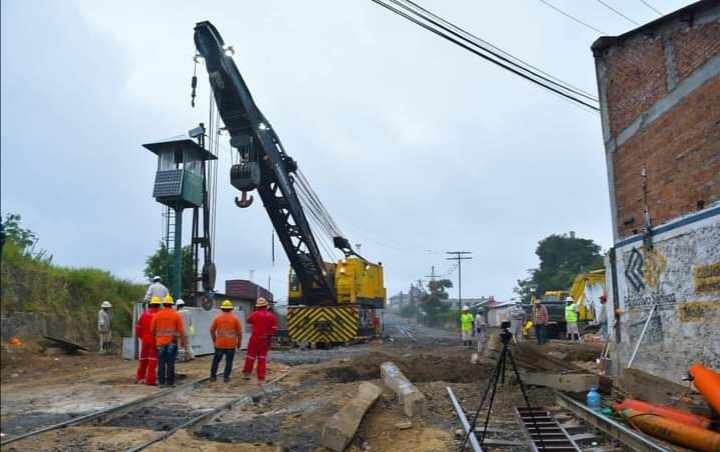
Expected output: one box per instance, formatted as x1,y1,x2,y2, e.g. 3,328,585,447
1,320,605,451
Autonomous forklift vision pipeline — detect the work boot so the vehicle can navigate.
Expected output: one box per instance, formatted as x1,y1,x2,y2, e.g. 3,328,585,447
209,376,217,382
242,373,251,381
223,377,230,383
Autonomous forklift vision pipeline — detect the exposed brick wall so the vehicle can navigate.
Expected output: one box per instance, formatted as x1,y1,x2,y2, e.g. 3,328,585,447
612,76,720,238
672,21,720,82
604,36,667,136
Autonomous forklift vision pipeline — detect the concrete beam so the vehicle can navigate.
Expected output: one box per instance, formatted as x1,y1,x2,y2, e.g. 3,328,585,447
380,361,425,417
320,382,383,452
522,372,599,392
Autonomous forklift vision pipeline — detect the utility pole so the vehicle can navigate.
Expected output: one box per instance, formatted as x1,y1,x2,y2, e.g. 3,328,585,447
446,251,472,335
425,265,438,283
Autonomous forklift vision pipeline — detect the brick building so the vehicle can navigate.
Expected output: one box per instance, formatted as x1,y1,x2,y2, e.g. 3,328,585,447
592,0,719,382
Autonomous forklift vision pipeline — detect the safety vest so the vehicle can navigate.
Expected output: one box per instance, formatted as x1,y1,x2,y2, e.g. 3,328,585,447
565,304,578,323
210,312,242,349
151,307,185,346
460,313,474,332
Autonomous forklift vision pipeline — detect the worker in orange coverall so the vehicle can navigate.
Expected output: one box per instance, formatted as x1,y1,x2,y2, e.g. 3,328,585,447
135,296,161,385
242,297,277,384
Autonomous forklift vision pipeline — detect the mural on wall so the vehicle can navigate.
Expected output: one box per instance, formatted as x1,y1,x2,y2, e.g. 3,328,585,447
694,262,720,294
623,246,676,310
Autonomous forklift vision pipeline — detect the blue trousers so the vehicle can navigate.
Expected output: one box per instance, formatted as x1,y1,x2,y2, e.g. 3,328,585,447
210,348,236,380
534,324,548,345
157,344,178,385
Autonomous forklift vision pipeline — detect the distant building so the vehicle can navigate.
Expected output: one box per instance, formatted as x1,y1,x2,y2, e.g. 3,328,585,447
592,0,720,381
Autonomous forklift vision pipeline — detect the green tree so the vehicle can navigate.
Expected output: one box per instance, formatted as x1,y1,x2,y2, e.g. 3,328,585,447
143,242,194,292
419,279,452,326
1,212,50,261
514,232,604,303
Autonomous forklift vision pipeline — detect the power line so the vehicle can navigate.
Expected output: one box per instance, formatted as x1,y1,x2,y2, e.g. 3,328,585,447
537,0,607,34
595,0,641,26
638,0,662,17
402,0,598,100
370,0,599,111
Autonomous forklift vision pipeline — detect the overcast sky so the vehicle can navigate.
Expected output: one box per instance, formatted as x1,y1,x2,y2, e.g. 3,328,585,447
1,0,695,301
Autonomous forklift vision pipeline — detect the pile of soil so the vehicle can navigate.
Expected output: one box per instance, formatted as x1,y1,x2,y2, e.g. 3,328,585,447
323,351,492,383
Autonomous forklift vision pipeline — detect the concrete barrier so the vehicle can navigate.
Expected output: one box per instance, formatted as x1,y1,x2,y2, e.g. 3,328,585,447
320,381,383,451
380,361,425,417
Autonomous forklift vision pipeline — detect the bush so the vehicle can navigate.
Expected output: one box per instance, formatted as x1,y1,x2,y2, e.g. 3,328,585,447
1,241,145,345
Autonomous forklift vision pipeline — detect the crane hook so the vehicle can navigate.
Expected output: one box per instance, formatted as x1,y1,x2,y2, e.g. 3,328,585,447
234,191,254,208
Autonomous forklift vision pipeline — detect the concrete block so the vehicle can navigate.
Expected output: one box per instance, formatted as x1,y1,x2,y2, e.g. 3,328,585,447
380,361,426,417
320,381,383,451
522,372,598,392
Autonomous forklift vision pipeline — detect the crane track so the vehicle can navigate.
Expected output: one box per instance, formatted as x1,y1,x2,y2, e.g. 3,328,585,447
2,370,287,452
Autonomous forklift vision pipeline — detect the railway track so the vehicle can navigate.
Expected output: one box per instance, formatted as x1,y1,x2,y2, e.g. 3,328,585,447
448,387,669,451
2,370,288,451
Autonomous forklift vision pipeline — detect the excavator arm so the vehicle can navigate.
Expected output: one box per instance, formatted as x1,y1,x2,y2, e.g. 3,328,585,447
194,21,337,305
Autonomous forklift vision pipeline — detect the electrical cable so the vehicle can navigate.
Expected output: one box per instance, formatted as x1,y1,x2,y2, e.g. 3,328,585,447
595,0,641,26
370,0,599,111
401,0,598,101
537,0,608,34
638,0,662,16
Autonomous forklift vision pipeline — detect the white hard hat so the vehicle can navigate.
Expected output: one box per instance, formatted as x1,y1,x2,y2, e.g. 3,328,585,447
176,299,185,306
101,301,112,308
565,296,574,302
153,275,161,282
462,305,469,311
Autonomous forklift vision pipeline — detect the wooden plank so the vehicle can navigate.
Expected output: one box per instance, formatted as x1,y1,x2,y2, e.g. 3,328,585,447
320,382,383,452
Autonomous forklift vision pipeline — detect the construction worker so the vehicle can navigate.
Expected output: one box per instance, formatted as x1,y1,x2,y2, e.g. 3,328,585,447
209,300,242,383
176,299,194,361
532,300,550,345
460,306,473,347
598,294,609,341
564,296,581,342
144,275,169,303
242,297,278,384
135,296,161,385
98,301,112,354
150,294,186,386
474,308,487,348
509,304,527,343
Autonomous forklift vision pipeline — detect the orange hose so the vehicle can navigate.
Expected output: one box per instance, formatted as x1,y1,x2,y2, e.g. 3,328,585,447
613,399,714,430
619,408,720,452
690,364,720,416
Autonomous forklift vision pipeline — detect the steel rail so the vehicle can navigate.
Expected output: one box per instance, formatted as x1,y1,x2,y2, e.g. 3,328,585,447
125,372,288,452
446,387,483,452
1,365,243,447
555,391,670,452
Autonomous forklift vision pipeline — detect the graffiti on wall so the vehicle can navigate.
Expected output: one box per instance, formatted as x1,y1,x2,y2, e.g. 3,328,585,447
678,300,720,322
694,262,720,293
628,309,664,344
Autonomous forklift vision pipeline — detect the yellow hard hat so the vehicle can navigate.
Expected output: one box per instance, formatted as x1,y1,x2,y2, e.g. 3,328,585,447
220,300,234,310
163,294,174,305
150,296,162,306
256,297,268,308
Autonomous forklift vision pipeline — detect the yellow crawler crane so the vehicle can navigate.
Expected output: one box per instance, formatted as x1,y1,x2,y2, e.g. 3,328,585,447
288,256,386,344
195,22,386,346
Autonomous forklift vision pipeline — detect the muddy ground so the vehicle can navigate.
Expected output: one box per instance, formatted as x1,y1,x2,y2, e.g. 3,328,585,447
1,317,594,451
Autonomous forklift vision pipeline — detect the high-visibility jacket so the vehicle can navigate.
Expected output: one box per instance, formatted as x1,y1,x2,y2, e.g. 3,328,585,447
135,307,159,344
151,307,185,347
247,309,278,343
460,313,474,332
210,312,242,349
565,304,578,323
